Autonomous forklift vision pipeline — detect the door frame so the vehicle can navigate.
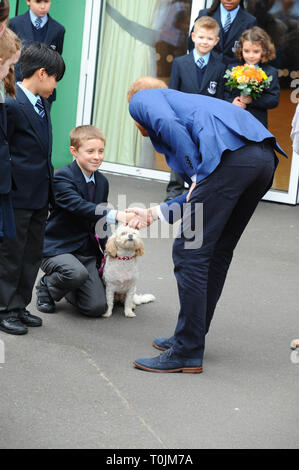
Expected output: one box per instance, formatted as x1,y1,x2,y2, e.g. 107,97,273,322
76,0,299,204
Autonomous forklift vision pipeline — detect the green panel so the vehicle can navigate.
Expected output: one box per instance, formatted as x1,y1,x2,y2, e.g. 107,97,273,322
8,0,17,17
18,0,27,14
15,0,86,168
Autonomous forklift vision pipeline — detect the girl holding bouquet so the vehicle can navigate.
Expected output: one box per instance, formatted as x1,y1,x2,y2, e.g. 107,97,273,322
224,26,280,128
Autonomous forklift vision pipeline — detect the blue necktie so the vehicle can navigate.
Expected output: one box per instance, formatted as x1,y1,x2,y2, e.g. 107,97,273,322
197,57,205,69
36,98,45,118
223,12,231,33
87,181,95,202
34,17,42,30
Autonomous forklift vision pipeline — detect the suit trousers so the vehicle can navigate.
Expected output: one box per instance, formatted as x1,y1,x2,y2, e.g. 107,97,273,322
171,142,276,359
40,253,107,317
0,206,48,314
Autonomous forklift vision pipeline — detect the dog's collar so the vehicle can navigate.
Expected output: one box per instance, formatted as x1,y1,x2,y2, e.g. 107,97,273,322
116,255,135,261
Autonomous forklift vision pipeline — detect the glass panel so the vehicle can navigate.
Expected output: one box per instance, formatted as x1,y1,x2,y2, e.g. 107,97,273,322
246,0,299,192
92,0,192,171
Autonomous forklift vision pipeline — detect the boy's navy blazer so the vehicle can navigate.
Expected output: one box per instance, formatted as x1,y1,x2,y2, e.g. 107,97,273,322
129,88,286,195
169,51,226,98
5,86,53,209
224,62,280,128
188,7,256,64
43,161,110,258
9,11,65,55
0,104,12,194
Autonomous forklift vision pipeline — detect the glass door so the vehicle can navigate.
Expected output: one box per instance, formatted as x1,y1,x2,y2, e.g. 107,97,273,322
248,0,299,203
81,0,299,203
89,0,201,182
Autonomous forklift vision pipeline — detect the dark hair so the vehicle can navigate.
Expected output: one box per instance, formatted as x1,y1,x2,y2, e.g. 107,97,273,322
20,42,65,81
0,0,9,23
234,26,276,63
207,0,244,15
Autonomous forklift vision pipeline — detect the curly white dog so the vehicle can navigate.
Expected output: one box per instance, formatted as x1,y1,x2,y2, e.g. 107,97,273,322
102,225,155,318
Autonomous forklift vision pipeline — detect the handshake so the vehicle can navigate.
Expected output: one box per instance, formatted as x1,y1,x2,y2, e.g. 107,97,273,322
114,181,197,229
116,206,159,229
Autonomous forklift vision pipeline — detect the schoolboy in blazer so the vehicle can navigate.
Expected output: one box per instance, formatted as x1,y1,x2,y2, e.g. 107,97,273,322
166,16,226,200
37,126,134,318
9,0,65,104
0,43,65,336
188,0,256,65
127,79,286,373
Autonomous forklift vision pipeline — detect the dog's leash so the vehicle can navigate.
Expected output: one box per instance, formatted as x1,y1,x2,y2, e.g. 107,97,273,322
94,233,106,277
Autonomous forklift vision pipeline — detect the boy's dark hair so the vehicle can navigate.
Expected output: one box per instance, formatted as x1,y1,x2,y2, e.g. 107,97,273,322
20,43,65,81
207,0,245,15
0,0,10,23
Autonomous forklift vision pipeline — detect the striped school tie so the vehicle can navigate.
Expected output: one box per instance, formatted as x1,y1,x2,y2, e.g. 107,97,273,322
197,56,205,69
34,17,42,30
36,98,45,118
223,12,231,33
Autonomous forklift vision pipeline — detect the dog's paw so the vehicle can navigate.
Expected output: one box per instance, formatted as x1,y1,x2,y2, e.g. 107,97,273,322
102,310,113,318
133,293,155,305
125,309,136,318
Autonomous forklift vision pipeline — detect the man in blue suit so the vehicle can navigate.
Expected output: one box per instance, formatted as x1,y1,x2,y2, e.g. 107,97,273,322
127,77,286,373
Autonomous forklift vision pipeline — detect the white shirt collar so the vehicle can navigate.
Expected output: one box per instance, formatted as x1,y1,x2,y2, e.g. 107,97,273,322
220,3,240,26
80,167,96,184
17,82,40,106
29,10,49,29
193,49,210,67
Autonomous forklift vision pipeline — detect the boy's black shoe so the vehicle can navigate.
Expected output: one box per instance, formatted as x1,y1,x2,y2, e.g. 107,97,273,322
18,309,42,327
0,315,28,335
36,276,56,314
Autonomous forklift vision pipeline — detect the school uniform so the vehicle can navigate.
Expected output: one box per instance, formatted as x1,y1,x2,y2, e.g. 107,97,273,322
130,89,286,367
188,5,256,65
0,103,16,241
166,49,226,200
9,10,65,104
0,84,53,316
224,62,280,128
38,160,114,317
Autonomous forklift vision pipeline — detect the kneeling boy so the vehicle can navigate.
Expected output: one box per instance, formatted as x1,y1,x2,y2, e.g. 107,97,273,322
36,125,132,318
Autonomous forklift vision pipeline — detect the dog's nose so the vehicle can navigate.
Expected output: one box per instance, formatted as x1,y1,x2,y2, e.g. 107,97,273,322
128,234,134,240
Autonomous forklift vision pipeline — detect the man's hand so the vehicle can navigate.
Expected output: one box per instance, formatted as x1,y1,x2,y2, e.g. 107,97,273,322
186,181,196,202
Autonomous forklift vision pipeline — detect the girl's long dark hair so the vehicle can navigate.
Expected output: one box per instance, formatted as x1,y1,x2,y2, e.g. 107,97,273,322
207,0,245,15
0,0,10,23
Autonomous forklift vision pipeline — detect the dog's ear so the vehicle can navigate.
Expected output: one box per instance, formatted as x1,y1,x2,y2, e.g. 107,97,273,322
106,235,118,257
135,239,145,257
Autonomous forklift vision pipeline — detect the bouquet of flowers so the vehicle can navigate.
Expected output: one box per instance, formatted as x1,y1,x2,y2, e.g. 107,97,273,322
224,64,272,100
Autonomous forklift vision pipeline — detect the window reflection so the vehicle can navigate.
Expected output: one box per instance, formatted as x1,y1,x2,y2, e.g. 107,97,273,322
247,0,299,89
154,0,192,82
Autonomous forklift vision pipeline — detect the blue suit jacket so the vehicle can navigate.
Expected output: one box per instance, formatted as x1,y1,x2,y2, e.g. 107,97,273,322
188,7,256,65
169,51,226,99
129,89,287,219
5,86,53,209
9,11,65,103
43,161,110,258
